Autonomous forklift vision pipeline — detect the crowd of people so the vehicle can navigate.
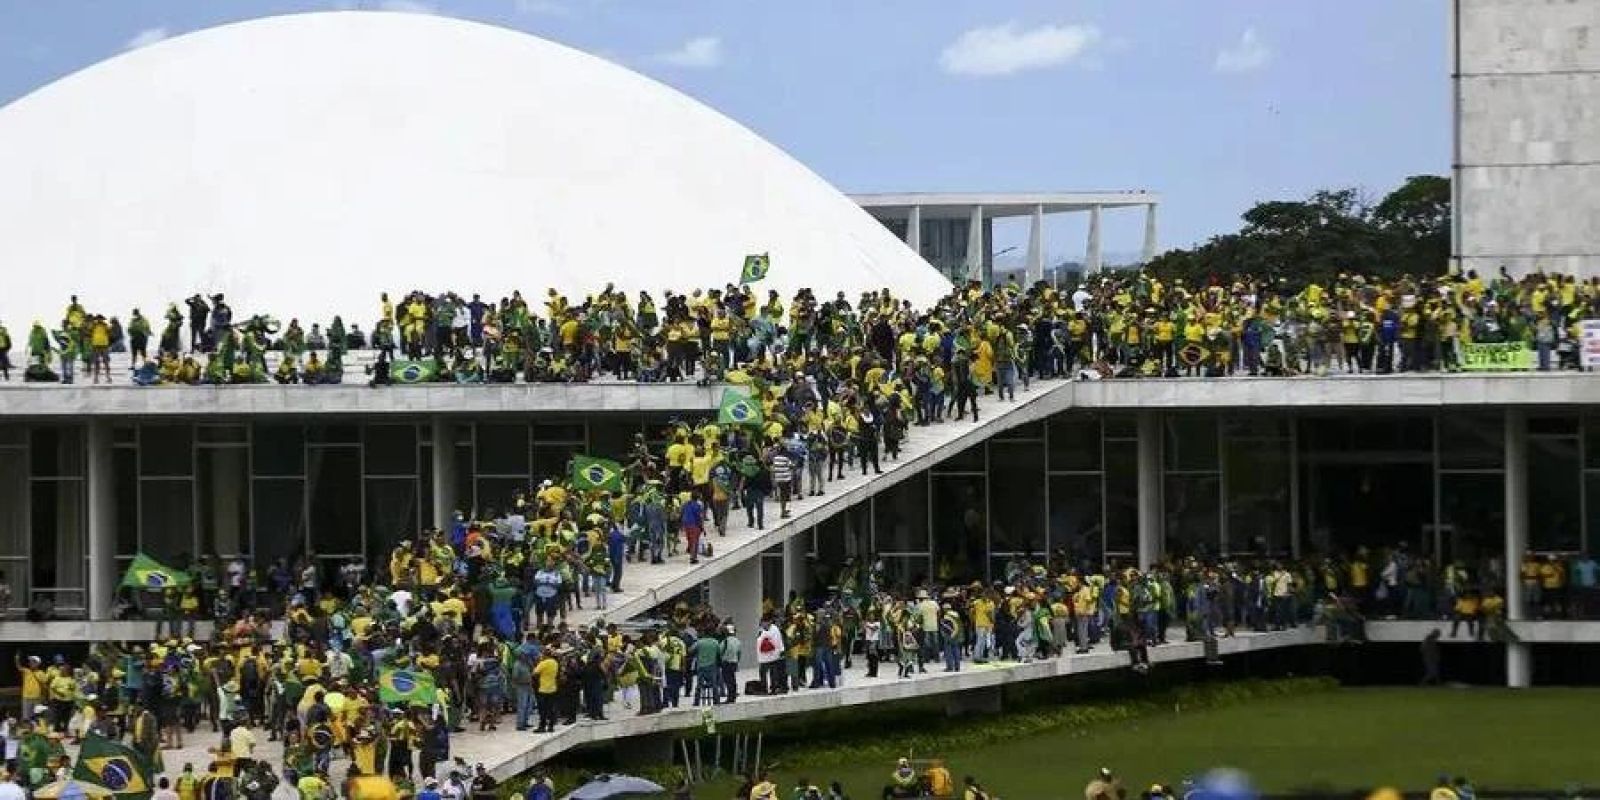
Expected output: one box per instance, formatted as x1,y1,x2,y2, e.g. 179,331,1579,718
2,267,1596,386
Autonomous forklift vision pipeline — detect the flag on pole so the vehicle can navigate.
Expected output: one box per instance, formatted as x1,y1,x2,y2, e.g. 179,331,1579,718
377,668,437,707
391,359,438,384
717,388,763,427
73,734,154,800
571,455,624,493
118,553,191,591
739,253,770,284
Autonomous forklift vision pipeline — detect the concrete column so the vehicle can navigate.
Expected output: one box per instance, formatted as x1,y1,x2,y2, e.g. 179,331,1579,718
782,535,807,601
905,205,922,256
1142,203,1159,263
964,205,985,284
1504,408,1531,688
709,556,762,669
86,420,116,621
1025,204,1045,285
431,417,457,530
1085,205,1103,274
1136,411,1162,570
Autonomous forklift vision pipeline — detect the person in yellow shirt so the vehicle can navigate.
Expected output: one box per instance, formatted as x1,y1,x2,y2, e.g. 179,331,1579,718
17,654,45,720
532,651,560,733
969,593,996,663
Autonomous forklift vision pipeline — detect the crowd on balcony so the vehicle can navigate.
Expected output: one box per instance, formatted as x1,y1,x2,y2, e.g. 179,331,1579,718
1,268,1595,387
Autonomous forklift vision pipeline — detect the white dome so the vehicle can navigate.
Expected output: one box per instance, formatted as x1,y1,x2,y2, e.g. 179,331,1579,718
0,12,949,332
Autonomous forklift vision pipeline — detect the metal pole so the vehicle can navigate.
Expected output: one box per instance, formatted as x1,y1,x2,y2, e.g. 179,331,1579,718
754,733,763,777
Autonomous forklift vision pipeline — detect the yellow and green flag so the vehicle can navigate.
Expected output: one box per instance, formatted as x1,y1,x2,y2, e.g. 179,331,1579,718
739,253,770,284
717,388,763,427
377,668,437,706
571,455,624,493
391,359,438,384
119,553,190,591
74,733,154,800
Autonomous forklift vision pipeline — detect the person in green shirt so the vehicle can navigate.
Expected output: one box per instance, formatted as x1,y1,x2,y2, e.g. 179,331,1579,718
296,767,330,800
0,322,11,380
690,633,723,706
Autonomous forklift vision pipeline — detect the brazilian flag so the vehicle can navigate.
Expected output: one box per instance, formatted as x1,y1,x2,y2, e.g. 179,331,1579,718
739,252,770,284
571,455,624,493
392,359,438,384
717,388,763,427
377,668,437,706
20,731,62,779
119,553,191,591
74,733,154,800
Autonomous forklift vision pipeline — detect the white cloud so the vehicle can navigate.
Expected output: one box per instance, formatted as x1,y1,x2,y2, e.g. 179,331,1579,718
377,0,438,13
939,22,1102,77
124,27,170,51
656,36,722,69
1215,27,1271,73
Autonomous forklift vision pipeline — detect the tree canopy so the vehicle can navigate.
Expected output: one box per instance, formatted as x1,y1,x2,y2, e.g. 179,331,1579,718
1146,175,1451,289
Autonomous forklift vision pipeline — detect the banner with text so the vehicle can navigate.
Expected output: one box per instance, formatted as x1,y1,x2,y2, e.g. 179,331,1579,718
1461,342,1533,372
1582,320,1600,370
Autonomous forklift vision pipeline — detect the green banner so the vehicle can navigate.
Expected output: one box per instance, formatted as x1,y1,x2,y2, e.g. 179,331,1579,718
1461,342,1533,372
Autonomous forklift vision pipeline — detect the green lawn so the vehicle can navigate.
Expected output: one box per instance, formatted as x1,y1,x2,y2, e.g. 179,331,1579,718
687,688,1600,799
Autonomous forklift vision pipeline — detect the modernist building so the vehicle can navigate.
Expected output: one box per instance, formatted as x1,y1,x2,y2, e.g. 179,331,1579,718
852,192,1161,286
1453,0,1600,277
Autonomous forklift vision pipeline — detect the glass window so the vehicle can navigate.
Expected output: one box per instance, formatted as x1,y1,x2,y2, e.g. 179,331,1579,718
1439,413,1504,470
1225,438,1290,555
1529,436,1581,551
252,424,305,476
30,481,84,591
140,481,196,563
30,427,83,477
815,504,871,568
420,446,434,528
1103,414,1138,439
112,425,136,446
364,424,418,477
989,442,1045,555
475,477,527,517
873,474,928,552
1165,474,1221,558
995,421,1044,441
1222,415,1288,438
1529,415,1578,436
1586,417,1600,470
534,422,587,443
1103,441,1138,558
932,474,986,581
0,450,26,557
934,443,985,473
533,444,580,483
252,479,305,567
1048,414,1101,472
307,425,361,444
1049,474,1103,568
114,449,138,557
195,425,247,444
475,423,529,475
877,554,932,594
365,478,420,564
139,424,194,477
760,554,784,605
307,448,362,555
453,444,473,520
1441,474,1504,565
198,448,250,557
1164,416,1218,472
589,417,642,462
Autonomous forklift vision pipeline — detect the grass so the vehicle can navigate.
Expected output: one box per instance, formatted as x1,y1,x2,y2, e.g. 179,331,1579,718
681,687,1600,799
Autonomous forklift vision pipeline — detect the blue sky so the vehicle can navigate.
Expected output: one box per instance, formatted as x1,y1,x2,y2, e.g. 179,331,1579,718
0,0,1449,265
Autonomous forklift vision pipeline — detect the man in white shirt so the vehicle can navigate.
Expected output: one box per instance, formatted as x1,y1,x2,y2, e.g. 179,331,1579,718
390,588,414,617
755,619,786,695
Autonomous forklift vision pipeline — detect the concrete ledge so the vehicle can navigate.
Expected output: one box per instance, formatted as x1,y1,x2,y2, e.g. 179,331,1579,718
484,627,1320,781
2,374,1598,419
1364,619,1600,643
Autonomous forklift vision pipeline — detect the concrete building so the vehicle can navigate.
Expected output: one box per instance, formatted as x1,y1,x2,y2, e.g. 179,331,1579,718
1453,0,1600,277
852,192,1160,286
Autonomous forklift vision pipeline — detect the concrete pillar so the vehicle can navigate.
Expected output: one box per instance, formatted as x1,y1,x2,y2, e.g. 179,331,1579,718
1085,205,1103,274
782,535,807,601
1025,204,1045,285
1142,203,1159,263
905,205,922,256
86,420,116,621
964,205,985,284
709,556,762,669
1136,411,1162,570
1504,408,1531,688
431,417,457,530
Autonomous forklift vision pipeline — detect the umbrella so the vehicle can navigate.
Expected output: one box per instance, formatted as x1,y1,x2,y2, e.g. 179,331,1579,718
33,780,115,800
562,774,667,800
